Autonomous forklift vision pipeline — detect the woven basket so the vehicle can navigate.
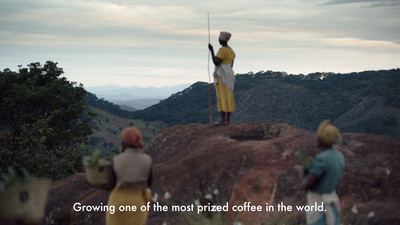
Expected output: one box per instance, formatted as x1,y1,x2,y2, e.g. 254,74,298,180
83,159,110,186
0,179,51,224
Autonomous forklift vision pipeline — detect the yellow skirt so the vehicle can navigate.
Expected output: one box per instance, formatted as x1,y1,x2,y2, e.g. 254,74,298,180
215,77,235,112
106,189,151,225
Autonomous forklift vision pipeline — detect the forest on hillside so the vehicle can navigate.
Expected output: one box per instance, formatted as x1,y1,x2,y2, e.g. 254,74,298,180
131,69,400,140
84,68,400,132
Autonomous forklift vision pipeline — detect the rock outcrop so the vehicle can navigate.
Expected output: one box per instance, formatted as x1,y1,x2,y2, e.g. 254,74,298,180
44,123,400,225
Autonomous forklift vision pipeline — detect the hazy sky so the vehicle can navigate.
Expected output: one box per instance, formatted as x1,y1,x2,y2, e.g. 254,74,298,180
1,0,399,87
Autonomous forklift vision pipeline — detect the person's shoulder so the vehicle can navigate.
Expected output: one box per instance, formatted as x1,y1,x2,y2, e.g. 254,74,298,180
226,46,235,55
318,148,344,163
316,150,329,158
142,151,152,158
141,151,153,162
223,46,234,50
310,150,328,166
221,46,233,51
134,150,152,158
333,148,345,162
330,148,344,157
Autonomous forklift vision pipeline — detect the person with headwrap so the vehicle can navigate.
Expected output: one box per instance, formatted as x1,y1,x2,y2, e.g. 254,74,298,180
208,31,236,125
106,127,153,225
301,120,345,225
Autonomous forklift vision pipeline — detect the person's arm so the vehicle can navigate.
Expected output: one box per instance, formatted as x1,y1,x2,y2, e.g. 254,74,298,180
208,44,222,66
301,173,318,191
301,151,327,191
147,167,153,188
301,172,318,191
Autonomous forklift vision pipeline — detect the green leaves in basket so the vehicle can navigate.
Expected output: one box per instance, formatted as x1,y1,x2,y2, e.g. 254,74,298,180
0,167,36,192
83,149,102,166
295,151,313,176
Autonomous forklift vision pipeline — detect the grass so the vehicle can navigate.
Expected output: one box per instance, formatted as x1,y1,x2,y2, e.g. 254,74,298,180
89,107,167,151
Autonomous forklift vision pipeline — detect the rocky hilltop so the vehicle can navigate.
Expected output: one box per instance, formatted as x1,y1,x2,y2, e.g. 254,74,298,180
44,123,400,225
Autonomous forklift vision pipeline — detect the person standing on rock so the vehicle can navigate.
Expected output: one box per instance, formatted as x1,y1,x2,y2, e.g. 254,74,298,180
208,31,236,125
301,120,345,225
105,127,153,225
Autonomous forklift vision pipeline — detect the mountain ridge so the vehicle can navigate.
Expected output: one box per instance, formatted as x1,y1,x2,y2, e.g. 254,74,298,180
129,69,400,141
85,83,191,109
85,83,191,100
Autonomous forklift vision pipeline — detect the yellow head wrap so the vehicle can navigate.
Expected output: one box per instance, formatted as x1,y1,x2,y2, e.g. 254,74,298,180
317,119,342,146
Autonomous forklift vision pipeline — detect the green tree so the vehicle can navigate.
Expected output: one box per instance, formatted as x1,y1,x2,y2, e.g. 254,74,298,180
0,61,95,180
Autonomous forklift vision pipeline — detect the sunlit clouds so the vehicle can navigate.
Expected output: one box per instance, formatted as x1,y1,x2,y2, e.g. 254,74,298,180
0,0,399,87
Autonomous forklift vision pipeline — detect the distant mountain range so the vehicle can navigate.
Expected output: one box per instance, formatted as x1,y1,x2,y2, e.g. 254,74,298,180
85,84,191,109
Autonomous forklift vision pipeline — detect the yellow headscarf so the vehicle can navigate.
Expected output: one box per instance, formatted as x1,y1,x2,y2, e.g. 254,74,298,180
317,119,342,146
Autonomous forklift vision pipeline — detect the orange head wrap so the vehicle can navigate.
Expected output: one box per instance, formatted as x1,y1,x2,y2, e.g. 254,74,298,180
121,127,143,150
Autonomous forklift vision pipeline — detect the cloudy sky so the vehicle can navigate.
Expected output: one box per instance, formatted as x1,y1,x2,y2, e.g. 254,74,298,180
1,0,399,87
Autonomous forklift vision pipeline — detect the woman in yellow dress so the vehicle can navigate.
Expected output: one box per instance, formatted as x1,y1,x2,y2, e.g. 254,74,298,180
208,31,236,125
105,127,153,225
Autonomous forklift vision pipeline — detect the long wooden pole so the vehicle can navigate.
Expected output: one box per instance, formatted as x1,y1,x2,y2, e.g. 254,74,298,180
207,12,213,127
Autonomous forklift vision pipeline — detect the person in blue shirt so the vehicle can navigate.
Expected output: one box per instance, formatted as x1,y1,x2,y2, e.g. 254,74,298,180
302,120,345,225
